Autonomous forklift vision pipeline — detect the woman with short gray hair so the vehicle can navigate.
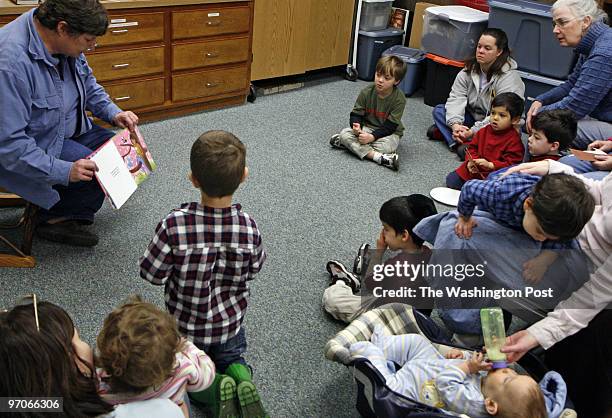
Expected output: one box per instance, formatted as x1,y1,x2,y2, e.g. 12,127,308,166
526,0,611,150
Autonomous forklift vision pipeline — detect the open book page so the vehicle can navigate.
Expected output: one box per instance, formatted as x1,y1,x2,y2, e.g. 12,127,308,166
570,148,606,161
112,127,157,185
90,139,137,209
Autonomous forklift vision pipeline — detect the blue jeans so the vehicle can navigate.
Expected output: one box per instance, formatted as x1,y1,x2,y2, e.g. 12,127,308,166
432,104,476,148
197,327,247,373
445,170,465,190
38,124,115,224
559,154,610,180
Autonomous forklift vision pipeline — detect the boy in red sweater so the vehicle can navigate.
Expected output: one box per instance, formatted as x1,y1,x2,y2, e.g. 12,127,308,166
446,92,524,190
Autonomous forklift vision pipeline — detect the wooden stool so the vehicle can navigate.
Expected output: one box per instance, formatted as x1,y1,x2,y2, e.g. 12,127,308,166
0,187,37,268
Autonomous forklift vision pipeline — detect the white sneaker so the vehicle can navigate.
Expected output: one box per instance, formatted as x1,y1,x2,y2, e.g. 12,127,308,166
329,134,344,149
380,153,399,171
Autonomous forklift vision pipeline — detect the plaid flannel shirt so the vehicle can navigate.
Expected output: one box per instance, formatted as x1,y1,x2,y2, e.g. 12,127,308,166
457,171,576,249
140,203,266,346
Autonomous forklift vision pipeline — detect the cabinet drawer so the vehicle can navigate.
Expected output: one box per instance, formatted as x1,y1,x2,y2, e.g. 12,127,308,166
173,37,249,70
96,13,164,47
103,78,165,110
172,7,250,40
87,47,164,82
172,66,247,101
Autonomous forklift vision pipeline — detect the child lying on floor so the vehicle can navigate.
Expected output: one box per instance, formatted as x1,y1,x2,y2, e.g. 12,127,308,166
350,327,547,418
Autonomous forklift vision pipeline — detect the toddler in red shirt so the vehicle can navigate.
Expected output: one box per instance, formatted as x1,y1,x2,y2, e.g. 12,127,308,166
446,92,525,190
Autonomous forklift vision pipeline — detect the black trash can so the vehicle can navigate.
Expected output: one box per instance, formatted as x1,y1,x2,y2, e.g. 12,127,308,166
357,28,404,81
423,52,465,107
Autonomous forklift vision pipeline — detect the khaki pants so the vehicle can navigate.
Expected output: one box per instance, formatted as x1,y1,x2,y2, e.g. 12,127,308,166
338,127,400,159
322,281,377,323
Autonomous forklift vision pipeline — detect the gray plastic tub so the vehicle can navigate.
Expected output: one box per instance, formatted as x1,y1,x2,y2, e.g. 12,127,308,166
518,70,565,115
357,28,404,81
359,0,394,31
489,0,576,79
382,45,425,96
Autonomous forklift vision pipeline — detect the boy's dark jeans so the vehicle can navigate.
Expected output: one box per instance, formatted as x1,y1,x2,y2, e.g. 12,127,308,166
196,327,247,373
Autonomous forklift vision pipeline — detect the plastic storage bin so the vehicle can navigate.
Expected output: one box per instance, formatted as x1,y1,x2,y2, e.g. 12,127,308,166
489,0,576,79
382,46,426,96
424,53,465,107
421,6,488,62
518,70,565,115
357,28,404,81
359,0,394,31
456,0,489,12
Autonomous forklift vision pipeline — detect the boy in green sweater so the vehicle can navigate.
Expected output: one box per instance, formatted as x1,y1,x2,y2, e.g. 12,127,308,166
330,55,407,170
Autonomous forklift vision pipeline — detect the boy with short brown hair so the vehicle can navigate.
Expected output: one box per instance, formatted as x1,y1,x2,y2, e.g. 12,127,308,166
330,55,408,170
140,130,267,417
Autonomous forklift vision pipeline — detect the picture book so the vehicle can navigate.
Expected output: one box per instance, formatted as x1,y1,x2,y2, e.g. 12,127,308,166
570,148,606,161
89,127,156,209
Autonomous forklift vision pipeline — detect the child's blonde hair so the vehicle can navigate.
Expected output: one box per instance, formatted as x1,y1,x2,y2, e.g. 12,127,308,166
498,378,547,418
375,55,407,83
96,296,184,393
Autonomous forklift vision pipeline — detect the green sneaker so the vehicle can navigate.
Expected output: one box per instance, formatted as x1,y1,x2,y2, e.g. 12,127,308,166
225,363,252,384
189,374,240,418
236,381,268,418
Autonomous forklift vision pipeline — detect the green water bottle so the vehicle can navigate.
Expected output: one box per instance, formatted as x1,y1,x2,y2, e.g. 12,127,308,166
480,307,508,369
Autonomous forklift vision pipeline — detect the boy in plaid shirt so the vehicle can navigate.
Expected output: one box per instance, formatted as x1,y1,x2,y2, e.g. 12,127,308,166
454,171,594,282
140,130,267,418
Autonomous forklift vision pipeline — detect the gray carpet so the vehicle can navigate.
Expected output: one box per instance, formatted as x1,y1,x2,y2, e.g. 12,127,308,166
0,74,461,417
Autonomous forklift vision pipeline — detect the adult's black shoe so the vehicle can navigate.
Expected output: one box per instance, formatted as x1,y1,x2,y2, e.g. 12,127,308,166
426,124,442,140
36,221,99,247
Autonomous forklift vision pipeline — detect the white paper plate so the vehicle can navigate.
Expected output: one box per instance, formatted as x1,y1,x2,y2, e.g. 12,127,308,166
430,187,461,207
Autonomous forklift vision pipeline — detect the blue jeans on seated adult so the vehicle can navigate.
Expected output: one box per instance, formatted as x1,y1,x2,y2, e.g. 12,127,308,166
197,327,247,373
38,124,115,224
432,104,476,148
559,154,610,181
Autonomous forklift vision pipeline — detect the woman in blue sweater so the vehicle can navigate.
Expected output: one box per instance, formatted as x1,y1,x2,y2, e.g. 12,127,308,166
526,0,612,151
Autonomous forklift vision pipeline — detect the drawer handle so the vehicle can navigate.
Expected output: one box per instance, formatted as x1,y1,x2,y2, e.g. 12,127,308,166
111,29,129,34
205,52,219,58
206,82,222,88
112,63,130,69
206,21,221,26
114,96,131,102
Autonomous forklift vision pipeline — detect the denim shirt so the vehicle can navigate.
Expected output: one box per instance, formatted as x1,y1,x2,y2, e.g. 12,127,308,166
0,9,122,209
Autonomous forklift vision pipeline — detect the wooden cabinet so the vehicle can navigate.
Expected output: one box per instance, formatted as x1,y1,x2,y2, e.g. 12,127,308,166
251,0,355,81
0,0,253,122
87,47,165,82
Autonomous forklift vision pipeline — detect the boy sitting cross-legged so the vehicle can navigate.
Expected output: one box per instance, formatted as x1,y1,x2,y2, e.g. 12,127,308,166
454,171,595,283
446,92,525,190
140,130,267,418
330,55,407,171
528,109,576,162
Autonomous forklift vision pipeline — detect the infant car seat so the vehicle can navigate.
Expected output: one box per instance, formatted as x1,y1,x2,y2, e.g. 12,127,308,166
325,303,574,418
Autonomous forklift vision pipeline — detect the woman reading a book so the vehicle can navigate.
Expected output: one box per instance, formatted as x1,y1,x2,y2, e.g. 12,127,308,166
0,0,139,247
427,28,524,157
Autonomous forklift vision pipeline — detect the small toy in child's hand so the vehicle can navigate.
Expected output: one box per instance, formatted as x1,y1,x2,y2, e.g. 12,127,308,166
570,148,606,161
465,148,486,179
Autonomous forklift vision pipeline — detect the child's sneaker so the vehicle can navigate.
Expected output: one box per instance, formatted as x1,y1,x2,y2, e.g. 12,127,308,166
236,381,269,418
380,153,399,171
326,260,361,292
329,134,344,149
352,243,370,276
189,374,240,418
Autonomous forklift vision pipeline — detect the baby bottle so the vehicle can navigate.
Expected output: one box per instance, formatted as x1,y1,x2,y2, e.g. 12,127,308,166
480,307,508,369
